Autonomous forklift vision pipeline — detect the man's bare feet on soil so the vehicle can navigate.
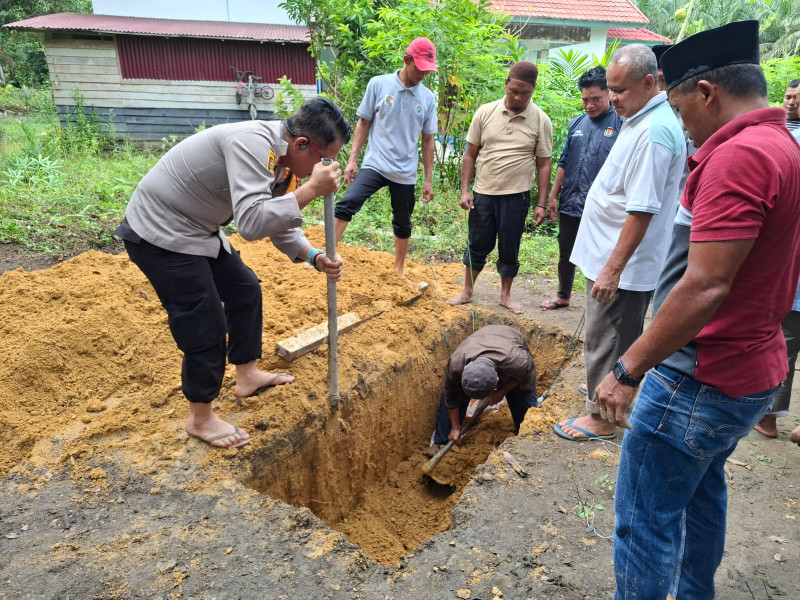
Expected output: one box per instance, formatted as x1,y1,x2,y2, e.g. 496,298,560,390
186,408,250,448
541,298,570,310
499,297,524,314
234,362,295,398
754,414,778,438
790,425,800,445
447,291,473,305
558,413,616,439
395,269,417,289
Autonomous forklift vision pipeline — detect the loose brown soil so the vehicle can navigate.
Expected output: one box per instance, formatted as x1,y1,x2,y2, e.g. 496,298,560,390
0,232,797,600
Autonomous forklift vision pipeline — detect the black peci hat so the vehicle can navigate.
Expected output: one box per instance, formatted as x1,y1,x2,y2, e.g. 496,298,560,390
651,44,672,68
661,20,760,91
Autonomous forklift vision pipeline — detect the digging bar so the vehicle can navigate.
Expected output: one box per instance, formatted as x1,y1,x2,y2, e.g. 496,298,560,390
422,395,492,479
321,157,338,397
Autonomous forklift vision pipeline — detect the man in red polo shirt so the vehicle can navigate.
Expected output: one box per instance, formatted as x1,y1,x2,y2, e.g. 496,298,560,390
592,21,800,599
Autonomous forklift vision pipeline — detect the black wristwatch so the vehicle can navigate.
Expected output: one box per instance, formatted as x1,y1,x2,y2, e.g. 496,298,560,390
612,359,644,387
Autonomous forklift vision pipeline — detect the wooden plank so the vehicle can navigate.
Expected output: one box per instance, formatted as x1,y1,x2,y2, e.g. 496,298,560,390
47,55,118,67
275,282,430,362
45,41,117,54
53,89,122,101
51,73,122,85
49,64,119,75
50,82,121,92
276,312,362,361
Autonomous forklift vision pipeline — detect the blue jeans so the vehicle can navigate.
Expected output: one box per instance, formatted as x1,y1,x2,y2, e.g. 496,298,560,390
613,365,779,600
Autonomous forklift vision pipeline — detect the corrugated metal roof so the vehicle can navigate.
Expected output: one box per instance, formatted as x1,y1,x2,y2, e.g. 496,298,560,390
492,0,649,25
607,27,671,43
3,12,310,43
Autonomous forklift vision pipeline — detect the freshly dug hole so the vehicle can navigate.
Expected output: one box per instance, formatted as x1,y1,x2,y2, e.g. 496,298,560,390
248,315,573,565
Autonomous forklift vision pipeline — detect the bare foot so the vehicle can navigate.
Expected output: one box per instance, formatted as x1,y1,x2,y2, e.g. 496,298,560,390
186,411,250,448
447,290,473,305
754,414,778,438
790,425,800,445
541,298,570,310
499,297,524,314
558,413,616,439
395,269,417,290
234,371,295,398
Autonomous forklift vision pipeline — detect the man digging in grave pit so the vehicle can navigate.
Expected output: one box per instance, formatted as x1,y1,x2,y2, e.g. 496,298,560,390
333,37,438,280
448,61,553,314
594,21,800,597
425,324,539,457
115,98,350,449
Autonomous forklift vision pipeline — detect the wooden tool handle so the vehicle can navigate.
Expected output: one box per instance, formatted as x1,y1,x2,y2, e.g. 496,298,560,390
422,396,492,475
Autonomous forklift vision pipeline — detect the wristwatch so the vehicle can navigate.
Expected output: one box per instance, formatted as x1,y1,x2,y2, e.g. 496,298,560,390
612,359,643,387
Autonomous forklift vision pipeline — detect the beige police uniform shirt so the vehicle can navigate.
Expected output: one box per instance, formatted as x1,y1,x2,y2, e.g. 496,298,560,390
125,120,309,260
466,98,553,196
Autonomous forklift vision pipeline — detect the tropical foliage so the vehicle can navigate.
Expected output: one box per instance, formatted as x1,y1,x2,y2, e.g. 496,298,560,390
0,0,93,86
634,0,799,58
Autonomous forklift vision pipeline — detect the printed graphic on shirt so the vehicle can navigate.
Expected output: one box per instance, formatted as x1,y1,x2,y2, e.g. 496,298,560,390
266,151,277,173
415,104,423,114
572,130,584,138
384,95,394,108
604,127,615,137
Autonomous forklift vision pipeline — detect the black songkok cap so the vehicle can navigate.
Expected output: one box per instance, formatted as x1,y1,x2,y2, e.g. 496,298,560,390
651,44,672,68
662,20,760,91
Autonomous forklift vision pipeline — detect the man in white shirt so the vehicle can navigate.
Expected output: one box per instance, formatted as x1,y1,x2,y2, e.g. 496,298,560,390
554,44,686,441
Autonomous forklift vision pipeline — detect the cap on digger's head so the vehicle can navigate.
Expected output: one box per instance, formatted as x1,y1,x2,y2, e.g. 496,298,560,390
461,358,498,399
406,37,438,72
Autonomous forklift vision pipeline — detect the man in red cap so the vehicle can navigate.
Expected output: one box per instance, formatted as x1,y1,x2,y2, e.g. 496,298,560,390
334,37,438,278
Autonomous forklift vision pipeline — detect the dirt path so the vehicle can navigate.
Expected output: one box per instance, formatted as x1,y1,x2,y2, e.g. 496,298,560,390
0,239,797,600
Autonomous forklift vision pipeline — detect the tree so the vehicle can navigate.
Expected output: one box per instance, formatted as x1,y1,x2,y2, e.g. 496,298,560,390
280,0,520,184
633,0,799,57
0,0,92,86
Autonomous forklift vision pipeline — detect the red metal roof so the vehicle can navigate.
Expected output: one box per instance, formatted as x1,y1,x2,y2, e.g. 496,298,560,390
3,12,309,43
607,27,671,43
489,0,649,25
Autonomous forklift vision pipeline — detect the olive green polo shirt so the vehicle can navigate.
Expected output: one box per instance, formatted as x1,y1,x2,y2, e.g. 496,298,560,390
466,98,553,195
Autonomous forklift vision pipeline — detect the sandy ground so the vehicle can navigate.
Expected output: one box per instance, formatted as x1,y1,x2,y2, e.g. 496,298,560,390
0,233,797,600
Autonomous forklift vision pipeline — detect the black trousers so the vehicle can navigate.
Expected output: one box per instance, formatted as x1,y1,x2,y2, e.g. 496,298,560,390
432,386,539,445
462,191,530,278
556,213,581,300
334,167,416,238
124,238,262,404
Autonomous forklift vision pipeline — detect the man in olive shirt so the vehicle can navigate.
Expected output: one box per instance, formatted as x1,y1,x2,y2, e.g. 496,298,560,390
448,61,553,313
117,98,350,449
427,324,539,455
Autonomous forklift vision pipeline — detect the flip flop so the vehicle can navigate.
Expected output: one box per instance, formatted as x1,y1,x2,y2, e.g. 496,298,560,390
237,372,293,398
541,299,570,310
553,417,616,442
192,425,249,449
578,383,588,396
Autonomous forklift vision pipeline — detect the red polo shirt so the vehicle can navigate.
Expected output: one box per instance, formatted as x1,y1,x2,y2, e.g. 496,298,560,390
684,107,800,397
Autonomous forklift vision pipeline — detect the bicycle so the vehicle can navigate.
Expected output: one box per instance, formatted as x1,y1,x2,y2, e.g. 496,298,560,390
230,66,274,120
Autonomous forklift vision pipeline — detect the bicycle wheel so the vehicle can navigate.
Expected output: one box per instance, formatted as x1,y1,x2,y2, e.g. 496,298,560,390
249,103,258,120
260,85,274,100
236,89,242,105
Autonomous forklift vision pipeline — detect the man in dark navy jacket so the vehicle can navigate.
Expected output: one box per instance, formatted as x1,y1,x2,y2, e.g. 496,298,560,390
540,66,623,310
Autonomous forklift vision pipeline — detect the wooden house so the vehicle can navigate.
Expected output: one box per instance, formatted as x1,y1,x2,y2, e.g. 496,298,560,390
3,13,317,140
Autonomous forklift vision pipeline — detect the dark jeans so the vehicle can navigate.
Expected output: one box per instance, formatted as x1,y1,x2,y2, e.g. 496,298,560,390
769,309,800,415
556,213,581,300
462,191,530,278
432,386,539,445
124,238,262,404
334,167,416,239
614,365,779,599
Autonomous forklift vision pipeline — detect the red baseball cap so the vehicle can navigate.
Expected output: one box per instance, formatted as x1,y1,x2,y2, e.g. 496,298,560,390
406,37,438,72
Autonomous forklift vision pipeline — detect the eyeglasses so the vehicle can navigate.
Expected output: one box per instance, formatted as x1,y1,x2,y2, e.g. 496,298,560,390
304,137,325,160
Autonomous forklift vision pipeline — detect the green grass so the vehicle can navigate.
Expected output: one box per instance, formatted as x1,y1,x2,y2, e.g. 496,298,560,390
0,101,567,284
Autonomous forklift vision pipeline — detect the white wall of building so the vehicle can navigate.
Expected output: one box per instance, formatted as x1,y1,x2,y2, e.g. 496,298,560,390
92,0,295,25
520,25,609,63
